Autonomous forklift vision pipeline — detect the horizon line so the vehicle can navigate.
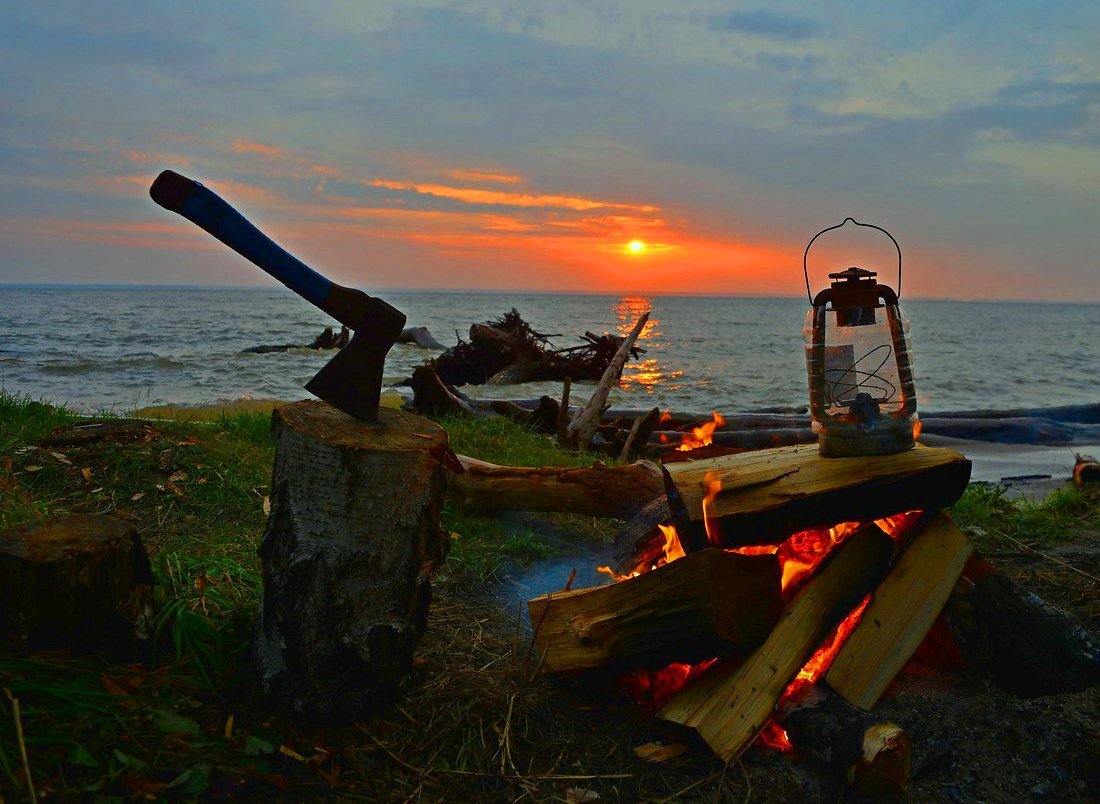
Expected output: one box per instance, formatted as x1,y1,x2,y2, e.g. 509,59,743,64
1,281,1099,306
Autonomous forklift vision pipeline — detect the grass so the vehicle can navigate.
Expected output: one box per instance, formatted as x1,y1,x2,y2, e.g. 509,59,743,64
949,483,1100,545
2,391,1096,799
0,393,621,799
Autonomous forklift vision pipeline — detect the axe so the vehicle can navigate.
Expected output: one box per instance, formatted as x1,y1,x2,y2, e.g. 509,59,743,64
149,170,405,421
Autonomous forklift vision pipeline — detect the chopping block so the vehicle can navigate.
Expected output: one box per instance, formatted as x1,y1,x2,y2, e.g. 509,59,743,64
254,401,454,719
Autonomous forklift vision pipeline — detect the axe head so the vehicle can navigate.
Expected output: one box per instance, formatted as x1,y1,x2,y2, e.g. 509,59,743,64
305,291,406,421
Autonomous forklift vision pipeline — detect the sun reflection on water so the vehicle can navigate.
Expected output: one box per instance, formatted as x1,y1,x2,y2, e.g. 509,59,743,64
614,296,682,394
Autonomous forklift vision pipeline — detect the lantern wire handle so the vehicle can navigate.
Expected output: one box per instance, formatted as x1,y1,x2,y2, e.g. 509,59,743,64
803,217,902,303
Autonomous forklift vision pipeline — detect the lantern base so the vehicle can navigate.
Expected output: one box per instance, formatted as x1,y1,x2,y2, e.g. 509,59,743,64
817,416,917,458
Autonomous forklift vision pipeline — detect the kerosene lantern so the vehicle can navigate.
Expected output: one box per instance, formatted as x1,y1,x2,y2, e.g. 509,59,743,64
802,218,918,456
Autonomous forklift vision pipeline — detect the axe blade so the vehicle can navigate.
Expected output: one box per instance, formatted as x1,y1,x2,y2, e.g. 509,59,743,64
305,332,393,421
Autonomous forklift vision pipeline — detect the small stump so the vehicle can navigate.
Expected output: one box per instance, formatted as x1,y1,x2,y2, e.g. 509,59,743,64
0,515,154,655
254,401,452,719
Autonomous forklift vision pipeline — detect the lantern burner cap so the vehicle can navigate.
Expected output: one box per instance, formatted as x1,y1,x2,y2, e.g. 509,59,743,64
828,266,877,282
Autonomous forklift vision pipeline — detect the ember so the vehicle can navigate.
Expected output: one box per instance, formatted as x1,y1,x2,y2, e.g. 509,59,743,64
758,595,873,751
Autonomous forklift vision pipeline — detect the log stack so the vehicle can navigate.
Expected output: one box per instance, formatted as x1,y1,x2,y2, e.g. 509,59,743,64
526,441,1100,793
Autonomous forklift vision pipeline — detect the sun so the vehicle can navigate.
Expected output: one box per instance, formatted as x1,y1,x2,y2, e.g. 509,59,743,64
628,239,646,254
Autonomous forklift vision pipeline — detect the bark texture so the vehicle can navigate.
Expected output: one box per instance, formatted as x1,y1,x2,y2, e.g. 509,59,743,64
0,514,154,656
254,401,452,720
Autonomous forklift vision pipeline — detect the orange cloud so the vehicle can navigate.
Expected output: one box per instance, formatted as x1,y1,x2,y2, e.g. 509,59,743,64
232,139,287,159
0,218,216,251
367,178,659,212
444,168,524,184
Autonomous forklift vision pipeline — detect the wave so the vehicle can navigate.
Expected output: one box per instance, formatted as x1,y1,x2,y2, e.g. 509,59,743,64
39,353,188,375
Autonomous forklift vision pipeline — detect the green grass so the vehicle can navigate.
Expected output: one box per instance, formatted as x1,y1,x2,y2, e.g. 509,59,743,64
0,393,608,798
949,483,1100,545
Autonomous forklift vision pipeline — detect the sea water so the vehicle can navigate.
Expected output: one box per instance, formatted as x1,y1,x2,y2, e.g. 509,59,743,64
1,286,1097,415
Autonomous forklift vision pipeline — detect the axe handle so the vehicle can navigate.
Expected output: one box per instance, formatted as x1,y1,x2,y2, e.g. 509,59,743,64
150,170,362,327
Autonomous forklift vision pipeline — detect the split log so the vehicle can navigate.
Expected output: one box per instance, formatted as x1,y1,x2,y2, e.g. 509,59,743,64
777,685,911,795
449,457,664,519
254,401,452,719
944,555,1100,696
659,524,894,761
0,515,154,656
663,443,972,548
609,496,672,575
528,548,782,673
826,513,973,709
565,311,650,449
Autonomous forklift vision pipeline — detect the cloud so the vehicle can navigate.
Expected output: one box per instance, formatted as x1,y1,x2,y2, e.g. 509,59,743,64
232,140,288,159
708,9,821,40
365,179,659,213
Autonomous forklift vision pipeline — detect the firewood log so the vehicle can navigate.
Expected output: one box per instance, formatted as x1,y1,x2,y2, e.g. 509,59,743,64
659,524,894,761
527,548,782,673
609,496,672,575
944,554,1100,696
826,513,973,709
777,684,911,795
449,457,664,519
663,443,971,548
254,401,452,719
565,312,649,449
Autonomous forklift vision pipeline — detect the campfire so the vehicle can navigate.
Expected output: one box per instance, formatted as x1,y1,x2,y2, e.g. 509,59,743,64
528,435,976,792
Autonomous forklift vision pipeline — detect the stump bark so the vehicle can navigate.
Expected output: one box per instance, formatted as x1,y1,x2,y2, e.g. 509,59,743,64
254,401,452,719
0,515,154,656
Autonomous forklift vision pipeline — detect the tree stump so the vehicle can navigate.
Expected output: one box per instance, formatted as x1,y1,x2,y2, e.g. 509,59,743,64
0,515,154,655
254,401,453,719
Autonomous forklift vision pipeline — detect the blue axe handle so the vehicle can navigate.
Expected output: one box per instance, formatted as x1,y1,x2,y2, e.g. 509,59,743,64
149,170,357,326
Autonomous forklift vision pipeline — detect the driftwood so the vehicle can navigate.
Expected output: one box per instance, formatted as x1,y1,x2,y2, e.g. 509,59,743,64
944,555,1100,696
564,311,650,449
0,515,154,656
398,326,445,349
826,513,973,709
449,456,664,519
663,443,972,548
528,548,781,673
254,401,452,719
40,419,157,447
659,524,894,761
777,685,911,795
425,309,641,387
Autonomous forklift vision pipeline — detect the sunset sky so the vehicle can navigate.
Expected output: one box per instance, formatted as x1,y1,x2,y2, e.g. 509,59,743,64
2,1,1098,300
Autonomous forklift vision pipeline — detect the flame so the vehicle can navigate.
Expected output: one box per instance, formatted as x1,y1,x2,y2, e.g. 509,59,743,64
912,418,923,440
758,595,873,751
659,523,686,564
596,565,638,582
701,471,724,546
678,412,725,451
598,523,685,582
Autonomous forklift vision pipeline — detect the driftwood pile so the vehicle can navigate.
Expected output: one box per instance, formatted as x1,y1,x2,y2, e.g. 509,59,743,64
520,443,1100,791
420,309,643,388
